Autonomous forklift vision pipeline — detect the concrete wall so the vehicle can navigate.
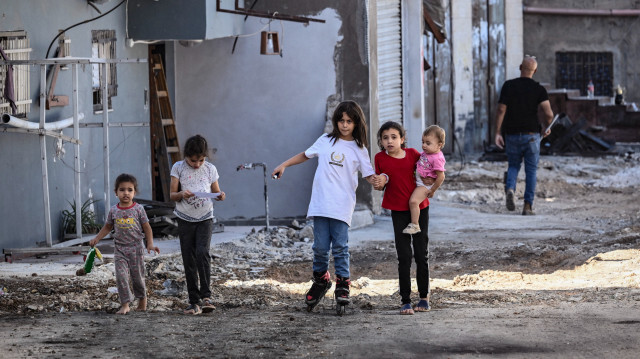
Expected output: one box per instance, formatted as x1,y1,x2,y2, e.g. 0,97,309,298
451,1,475,153
424,1,454,155
523,0,640,103
0,0,150,248
171,1,374,222
472,0,490,152
428,0,511,155
505,0,523,81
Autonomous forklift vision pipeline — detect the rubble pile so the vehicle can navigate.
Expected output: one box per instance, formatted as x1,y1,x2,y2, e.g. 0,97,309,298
146,222,317,309
439,153,640,207
0,222,316,314
0,278,118,314
213,223,315,275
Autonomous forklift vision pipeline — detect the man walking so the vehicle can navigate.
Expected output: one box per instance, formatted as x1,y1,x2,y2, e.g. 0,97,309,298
495,55,554,215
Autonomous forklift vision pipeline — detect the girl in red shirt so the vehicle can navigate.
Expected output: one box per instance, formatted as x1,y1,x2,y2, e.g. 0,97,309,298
374,121,431,315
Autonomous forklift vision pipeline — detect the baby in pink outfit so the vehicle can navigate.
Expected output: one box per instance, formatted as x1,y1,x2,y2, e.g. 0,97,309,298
403,125,446,235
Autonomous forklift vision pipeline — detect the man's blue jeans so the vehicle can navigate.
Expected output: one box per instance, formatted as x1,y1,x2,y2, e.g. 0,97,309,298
312,216,350,278
505,133,540,205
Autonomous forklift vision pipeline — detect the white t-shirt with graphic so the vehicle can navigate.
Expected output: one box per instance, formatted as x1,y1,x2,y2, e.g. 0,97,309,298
304,134,375,226
170,160,219,222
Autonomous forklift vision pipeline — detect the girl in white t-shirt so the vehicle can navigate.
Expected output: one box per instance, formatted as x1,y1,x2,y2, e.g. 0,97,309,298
272,101,383,311
170,135,226,315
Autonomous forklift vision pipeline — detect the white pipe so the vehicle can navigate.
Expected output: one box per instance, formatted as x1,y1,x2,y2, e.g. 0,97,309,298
523,7,640,16
2,112,84,130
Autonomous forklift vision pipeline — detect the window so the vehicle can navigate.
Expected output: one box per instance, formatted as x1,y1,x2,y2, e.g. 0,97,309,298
92,30,117,112
0,31,32,117
556,52,613,97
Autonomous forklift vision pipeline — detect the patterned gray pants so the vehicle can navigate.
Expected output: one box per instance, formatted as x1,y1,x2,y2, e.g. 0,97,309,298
114,245,146,304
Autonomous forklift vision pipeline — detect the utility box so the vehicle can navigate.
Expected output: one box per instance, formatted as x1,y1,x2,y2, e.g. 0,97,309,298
127,0,245,41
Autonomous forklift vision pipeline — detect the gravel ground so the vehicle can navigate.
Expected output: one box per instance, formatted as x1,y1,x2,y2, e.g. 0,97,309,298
1,153,640,358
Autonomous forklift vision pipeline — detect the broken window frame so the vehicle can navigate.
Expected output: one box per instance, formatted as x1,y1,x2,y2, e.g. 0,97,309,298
0,31,32,117
91,30,117,112
555,51,613,97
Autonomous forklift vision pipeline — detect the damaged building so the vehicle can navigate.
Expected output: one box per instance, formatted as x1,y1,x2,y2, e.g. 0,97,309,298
522,0,640,145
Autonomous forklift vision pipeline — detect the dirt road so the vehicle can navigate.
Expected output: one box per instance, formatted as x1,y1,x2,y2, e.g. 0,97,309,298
1,154,639,358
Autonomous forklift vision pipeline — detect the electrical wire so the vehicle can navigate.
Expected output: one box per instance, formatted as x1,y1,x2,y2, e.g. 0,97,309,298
231,0,260,54
45,0,127,59
231,11,280,39
279,18,284,56
58,125,144,174
231,22,271,39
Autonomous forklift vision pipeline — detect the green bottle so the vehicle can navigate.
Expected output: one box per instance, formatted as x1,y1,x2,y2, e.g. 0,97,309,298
84,248,97,274
77,247,103,276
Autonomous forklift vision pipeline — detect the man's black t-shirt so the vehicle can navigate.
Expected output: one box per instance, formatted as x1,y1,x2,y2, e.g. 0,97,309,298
498,77,548,134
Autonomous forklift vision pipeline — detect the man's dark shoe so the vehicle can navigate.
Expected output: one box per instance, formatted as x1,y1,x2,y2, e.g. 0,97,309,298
505,189,515,211
522,201,535,216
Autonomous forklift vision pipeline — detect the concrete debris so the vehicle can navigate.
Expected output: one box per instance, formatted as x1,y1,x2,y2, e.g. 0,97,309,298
156,279,184,296
214,224,315,272
299,225,314,240
0,221,322,313
352,293,376,310
351,277,371,289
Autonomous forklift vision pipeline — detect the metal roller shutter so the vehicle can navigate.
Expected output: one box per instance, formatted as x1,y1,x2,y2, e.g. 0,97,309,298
377,0,402,124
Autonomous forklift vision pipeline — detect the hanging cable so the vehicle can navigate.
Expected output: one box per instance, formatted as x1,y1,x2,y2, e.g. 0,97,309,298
231,0,260,54
279,18,284,56
45,0,127,59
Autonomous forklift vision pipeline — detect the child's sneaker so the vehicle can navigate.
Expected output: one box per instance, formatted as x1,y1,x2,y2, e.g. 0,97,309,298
402,223,421,234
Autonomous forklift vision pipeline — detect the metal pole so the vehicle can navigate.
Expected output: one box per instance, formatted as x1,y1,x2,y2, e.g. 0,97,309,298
102,63,110,217
73,64,81,239
236,162,270,229
263,165,269,229
39,64,52,246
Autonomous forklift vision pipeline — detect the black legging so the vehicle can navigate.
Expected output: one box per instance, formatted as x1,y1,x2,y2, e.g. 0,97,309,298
391,206,430,304
177,218,213,305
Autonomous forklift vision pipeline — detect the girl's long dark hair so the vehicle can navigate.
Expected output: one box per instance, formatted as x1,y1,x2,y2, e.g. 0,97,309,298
377,121,406,151
183,134,208,158
328,101,368,148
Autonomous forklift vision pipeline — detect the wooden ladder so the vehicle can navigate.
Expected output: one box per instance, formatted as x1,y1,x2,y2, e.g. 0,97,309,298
149,49,180,201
